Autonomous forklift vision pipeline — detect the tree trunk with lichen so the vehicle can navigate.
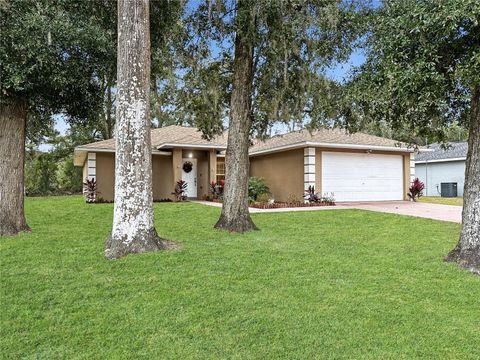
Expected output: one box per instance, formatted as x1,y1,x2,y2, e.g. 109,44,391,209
0,99,30,236
214,0,257,233
104,0,164,259
446,85,480,274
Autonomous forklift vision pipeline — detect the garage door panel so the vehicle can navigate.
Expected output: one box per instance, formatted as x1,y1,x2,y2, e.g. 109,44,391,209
322,152,403,202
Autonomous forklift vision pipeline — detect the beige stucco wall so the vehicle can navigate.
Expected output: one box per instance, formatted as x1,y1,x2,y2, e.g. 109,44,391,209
90,152,175,202
86,146,411,202
250,149,304,202
152,155,174,200
96,152,115,201
82,161,88,182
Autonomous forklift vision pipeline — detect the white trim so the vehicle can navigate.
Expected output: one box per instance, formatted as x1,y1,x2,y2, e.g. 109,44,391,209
250,141,417,156
75,146,172,156
87,152,96,181
304,173,315,182
304,164,315,174
152,150,173,156
303,147,316,193
304,147,315,156
415,157,466,164
157,143,227,150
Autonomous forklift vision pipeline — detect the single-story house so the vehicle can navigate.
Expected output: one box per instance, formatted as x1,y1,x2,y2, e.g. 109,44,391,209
73,125,417,202
415,142,467,197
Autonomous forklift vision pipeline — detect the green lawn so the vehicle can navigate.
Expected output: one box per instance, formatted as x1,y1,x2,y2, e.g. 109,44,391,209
419,196,463,206
1,196,479,359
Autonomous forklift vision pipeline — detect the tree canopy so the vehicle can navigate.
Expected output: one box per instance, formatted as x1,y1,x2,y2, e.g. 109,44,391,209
346,0,479,143
173,0,365,140
0,0,112,121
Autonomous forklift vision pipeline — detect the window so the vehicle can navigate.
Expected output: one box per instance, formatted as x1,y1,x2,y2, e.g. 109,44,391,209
216,158,225,183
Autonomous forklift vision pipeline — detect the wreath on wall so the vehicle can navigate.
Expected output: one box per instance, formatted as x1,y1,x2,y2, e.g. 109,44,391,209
182,161,193,173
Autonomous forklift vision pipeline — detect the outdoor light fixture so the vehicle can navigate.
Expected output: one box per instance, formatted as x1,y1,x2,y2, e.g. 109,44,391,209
188,153,193,158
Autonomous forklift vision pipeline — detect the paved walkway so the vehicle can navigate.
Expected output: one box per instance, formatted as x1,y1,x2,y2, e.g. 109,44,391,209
339,201,462,223
193,200,462,223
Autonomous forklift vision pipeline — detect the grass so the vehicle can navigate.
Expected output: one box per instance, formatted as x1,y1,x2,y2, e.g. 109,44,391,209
1,196,479,359
419,196,463,206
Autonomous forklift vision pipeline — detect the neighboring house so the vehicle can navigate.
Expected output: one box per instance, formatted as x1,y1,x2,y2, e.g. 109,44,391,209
415,142,467,197
74,125,417,202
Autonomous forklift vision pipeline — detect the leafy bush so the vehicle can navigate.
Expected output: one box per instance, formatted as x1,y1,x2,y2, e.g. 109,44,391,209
304,186,336,205
248,177,270,201
286,193,303,205
154,198,173,203
57,158,83,193
320,193,336,205
256,193,271,203
304,185,320,203
209,180,224,200
25,153,58,196
172,179,188,201
408,178,425,201
83,178,97,203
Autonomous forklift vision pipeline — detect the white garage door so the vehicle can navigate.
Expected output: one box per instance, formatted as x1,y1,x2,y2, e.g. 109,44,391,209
322,152,404,202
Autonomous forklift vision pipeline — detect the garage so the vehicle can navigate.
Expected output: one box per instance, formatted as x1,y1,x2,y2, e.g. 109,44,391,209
322,151,404,202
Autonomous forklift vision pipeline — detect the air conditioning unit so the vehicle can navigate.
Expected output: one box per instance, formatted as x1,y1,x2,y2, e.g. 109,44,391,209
440,182,457,198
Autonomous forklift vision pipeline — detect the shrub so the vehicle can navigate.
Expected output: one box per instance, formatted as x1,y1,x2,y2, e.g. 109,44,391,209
408,178,425,201
209,180,225,200
304,187,336,205
83,178,97,203
57,158,83,193
286,193,302,205
321,193,336,205
248,177,270,201
154,198,173,203
304,185,320,203
25,153,58,196
172,179,188,201
256,193,271,203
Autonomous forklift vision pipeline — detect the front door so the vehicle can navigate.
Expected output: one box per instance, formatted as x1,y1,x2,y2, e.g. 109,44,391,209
181,158,197,198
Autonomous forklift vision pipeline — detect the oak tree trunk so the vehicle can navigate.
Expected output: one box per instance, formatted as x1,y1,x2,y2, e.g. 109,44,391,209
105,0,164,259
0,99,30,236
446,85,480,274
214,0,257,233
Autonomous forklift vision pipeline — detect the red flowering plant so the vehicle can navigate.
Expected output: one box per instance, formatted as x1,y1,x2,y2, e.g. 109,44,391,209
209,180,225,200
83,178,98,203
172,179,188,201
407,178,425,202
304,185,320,203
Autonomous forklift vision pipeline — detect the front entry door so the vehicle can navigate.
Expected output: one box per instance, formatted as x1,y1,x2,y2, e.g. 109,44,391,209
181,158,197,198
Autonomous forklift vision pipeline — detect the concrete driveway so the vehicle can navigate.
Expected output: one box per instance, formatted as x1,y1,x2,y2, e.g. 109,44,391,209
339,201,462,223
194,200,462,223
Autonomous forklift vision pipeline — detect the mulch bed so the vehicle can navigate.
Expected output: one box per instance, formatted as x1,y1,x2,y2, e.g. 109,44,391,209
250,201,335,209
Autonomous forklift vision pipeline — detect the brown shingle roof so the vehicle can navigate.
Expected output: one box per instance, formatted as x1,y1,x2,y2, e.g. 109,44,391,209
250,128,408,154
75,125,411,159
152,125,227,149
77,125,228,151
